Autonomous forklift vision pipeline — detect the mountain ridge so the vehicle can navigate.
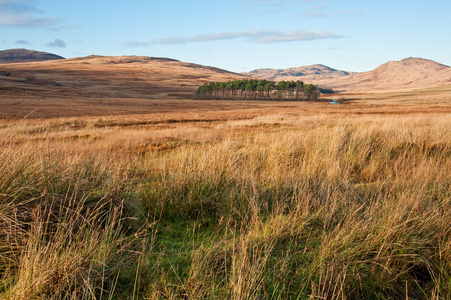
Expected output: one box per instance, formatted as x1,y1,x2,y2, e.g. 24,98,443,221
243,64,353,81
1,50,450,97
243,57,451,91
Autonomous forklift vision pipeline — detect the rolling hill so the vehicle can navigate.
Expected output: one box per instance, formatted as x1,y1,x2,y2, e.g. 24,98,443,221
1,52,450,119
1,50,450,102
243,58,451,92
243,64,353,82
313,57,451,92
0,54,248,99
0,49,64,64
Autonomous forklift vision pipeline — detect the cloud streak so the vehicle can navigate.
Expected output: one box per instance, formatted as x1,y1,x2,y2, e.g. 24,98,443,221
338,9,364,16
15,39,31,45
154,29,341,45
0,0,59,27
126,41,151,48
302,5,328,18
48,24,80,31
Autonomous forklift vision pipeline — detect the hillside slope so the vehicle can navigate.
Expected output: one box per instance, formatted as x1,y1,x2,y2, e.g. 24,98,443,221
243,64,353,82
314,57,451,92
1,54,450,100
0,49,64,64
243,58,451,92
0,55,248,99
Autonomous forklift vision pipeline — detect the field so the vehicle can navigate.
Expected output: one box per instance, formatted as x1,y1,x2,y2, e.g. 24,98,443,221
1,87,450,299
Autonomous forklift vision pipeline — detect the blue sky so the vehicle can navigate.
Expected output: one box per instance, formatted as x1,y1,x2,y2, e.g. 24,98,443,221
1,0,450,72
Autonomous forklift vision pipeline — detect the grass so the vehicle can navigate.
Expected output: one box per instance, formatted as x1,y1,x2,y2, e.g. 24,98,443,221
0,98,450,299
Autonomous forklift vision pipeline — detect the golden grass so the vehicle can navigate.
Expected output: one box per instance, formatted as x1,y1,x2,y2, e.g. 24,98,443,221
0,93,450,299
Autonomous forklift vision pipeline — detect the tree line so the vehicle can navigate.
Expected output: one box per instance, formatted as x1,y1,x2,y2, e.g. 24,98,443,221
195,79,320,101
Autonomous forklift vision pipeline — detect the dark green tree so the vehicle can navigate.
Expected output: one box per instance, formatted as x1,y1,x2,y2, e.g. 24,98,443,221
195,79,319,101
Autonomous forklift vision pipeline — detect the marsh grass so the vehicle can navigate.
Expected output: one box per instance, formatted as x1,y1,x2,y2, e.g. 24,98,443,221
0,112,449,299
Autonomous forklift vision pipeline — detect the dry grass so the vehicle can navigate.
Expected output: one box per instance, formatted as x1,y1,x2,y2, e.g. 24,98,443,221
0,91,450,299
2,89,449,119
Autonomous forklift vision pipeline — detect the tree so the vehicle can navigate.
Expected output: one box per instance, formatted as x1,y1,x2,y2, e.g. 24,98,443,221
195,79,319,101
303,84,319,101
257,80,267,99
295,80,303,100
276,81,287,100
264,82,275,99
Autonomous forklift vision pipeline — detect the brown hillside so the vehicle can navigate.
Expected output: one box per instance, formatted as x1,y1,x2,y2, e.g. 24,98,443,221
315,57,451,92
243,64,352,82
0,55,248,99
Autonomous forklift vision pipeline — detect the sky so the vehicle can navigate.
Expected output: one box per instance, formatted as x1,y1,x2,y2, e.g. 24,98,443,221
1,0,450,73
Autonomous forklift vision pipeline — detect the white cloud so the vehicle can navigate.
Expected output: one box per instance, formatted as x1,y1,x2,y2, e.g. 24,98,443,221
154,29,341,45
0,0,59,27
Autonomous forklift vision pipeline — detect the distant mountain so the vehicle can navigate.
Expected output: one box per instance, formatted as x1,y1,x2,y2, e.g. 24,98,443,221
312,57,451,92
0,49,64,64
1,53,449,99
243,57,451,91
243,64,353,81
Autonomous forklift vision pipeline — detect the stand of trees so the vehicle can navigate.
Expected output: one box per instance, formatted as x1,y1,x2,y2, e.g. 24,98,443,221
195,79,320,101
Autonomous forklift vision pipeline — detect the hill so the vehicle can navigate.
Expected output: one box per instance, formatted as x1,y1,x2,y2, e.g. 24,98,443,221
1,53,450,106
314,57,451,92
0,49,65,64
0,54,248,99
243,64,353,82
243,58,451,92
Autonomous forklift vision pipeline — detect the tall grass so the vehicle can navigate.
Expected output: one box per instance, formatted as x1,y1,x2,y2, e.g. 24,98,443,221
0,113,450,299
0,124,144,299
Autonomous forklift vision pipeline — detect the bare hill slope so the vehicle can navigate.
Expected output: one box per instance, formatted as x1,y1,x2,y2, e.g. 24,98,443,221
0,49,64,64
315,57,451,92
1,54,450,102
243,58,451,92
243,64,352,82
0,55,248,99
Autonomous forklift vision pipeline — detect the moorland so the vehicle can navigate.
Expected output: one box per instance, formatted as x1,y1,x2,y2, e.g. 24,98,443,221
0,51,450,299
